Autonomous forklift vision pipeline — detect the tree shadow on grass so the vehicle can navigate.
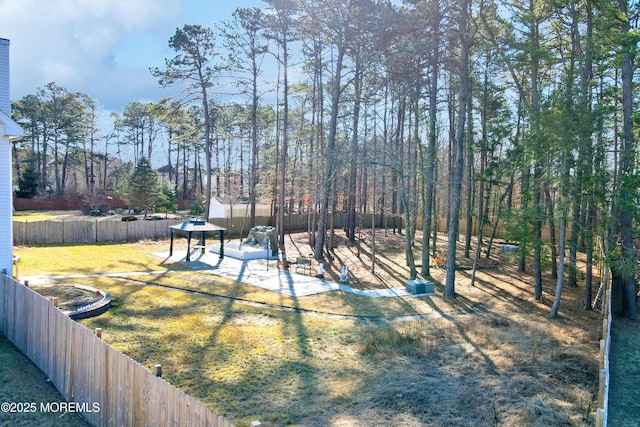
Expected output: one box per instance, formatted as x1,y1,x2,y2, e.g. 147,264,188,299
456,269,552,319
355,246,410,288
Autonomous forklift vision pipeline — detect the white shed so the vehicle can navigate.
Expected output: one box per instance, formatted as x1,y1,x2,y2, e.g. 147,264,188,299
207,197,271,219
0,38,24,276
208,197,226,219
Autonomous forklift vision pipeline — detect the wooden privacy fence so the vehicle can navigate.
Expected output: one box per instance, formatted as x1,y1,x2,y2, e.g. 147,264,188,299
596,267,612,427
13,213,516,246
13,213,395,245
13,219,177,245
0,274,234,427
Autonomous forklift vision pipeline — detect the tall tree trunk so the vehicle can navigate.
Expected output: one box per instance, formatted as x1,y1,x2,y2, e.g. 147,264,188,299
530,3,543,301
202,84,212,219
580,0,595,309
545,184,558,280
470,162,487,287
346,57,362,242
549,215,567,318
615,0,637,319
464,90,474,259
446,77,456,236
279,32,289,250
421,12,440,276
314,46,345,259
486,179,514,259
392,97,405,236
249,60,259,229
54,134,61,197
445,0,470,299
182,142,188,199
568,201,580,286
432,159,439,257
12,141,21,186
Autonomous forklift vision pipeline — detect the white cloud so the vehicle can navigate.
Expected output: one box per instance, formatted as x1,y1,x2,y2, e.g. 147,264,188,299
0,0,181,111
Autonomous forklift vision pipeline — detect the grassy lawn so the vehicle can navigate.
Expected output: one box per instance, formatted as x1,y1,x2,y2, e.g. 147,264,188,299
13,210,94,222
15,241,191,276
608,315,640,426
15,238,602,426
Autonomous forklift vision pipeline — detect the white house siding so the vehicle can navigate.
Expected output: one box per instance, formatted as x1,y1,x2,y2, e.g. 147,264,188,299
0,38,20,276
0,126,12,276
0,39,9,115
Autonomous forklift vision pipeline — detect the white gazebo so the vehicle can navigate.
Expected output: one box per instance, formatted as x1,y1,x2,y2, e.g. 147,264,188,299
1,38,24,276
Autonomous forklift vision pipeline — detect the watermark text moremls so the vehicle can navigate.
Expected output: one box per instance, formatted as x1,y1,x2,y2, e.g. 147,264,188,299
1,401,100,413
39,401,100,413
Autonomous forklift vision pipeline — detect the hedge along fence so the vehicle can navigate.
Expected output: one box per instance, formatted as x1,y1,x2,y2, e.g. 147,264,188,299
0,273,235,427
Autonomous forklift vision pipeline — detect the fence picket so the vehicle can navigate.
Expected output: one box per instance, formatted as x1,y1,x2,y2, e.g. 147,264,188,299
0,274,234,427
595,267,612,427
13,214,403,245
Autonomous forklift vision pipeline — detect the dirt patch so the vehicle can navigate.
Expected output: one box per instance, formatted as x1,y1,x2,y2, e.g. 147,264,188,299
29,284,102,312
278,230,545,291
229,313,280,326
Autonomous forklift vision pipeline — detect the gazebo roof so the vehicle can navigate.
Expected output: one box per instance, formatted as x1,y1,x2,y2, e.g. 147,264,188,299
170,219,226,233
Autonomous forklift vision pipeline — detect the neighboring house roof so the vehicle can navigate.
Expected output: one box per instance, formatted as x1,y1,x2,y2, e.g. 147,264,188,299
0,109,24,138
157,164,177,174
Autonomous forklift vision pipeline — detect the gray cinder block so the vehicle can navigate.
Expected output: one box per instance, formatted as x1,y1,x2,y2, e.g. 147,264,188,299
405,279,434,295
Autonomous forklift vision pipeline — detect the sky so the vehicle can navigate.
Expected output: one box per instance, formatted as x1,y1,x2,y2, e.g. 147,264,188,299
0,0,264,116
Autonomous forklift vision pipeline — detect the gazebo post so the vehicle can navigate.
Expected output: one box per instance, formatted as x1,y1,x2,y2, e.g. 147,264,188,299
219,231,224,259
186,231,192,262
169,228,174,257
201,231,206,253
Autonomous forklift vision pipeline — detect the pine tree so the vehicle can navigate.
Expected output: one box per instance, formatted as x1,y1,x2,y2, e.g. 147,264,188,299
128,157,159,218
155,182,178,218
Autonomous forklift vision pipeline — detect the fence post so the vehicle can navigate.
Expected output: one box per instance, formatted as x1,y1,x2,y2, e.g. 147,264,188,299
1,275,232,427
154,364,162,377
598,369,607,408
51,297,59,307
95,328,102,339
596,266,612,427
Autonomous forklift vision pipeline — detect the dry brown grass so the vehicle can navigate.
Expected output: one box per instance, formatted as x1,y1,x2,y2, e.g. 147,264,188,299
19,230,603,426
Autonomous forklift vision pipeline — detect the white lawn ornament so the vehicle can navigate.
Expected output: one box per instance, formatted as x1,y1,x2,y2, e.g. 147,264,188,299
340,265,348,283
316,263,325,279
